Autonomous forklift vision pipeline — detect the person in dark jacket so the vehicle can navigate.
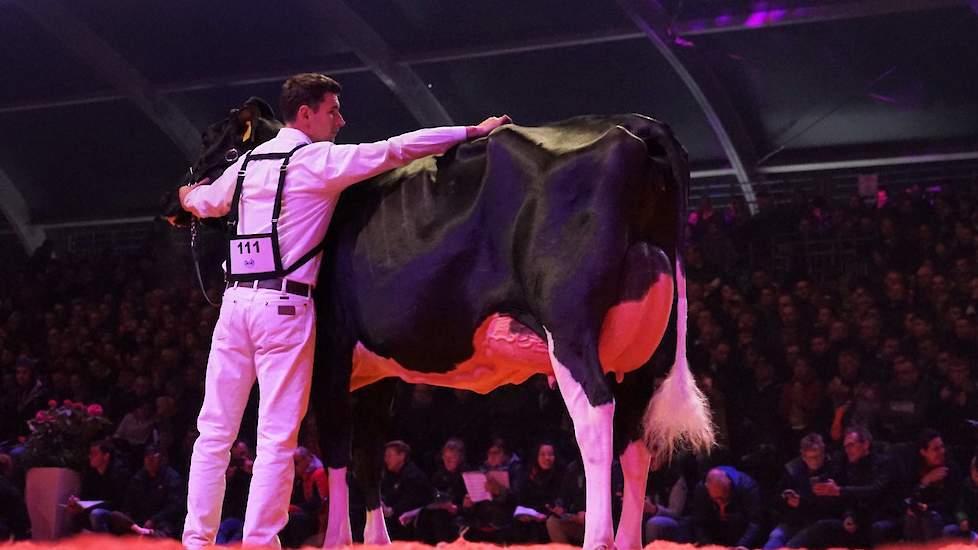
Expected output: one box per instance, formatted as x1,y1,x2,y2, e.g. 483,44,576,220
416,438,468,544
546,459,586,544
217,440,252,544
380,440,432,541
690,466,764,548
0,453,29,540
947,453,978,540
123,445,186,538
511,441,563,544
902,429,961,542
1,358,49,441
764,433,838,548
643,451,693,543
67,440,133,534
788,426,899,547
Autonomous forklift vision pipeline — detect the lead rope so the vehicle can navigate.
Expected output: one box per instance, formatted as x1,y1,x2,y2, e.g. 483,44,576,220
187,166,221,308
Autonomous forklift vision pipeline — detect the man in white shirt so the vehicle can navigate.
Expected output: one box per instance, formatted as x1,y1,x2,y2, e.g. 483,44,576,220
179,72,508,548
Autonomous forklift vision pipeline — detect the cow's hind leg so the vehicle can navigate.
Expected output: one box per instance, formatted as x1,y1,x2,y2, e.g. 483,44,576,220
545,329,615,550
612,356,658,550
616,440,652,549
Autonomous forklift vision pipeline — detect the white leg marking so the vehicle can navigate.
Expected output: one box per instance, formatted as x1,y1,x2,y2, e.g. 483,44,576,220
615,440,652,550
322,467,353,548
546,328,615,550
363,507,391,545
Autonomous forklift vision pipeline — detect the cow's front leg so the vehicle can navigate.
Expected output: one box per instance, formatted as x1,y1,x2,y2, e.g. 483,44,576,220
351,378,398,545
324,467,353,547
313,329,355,549
546,329,615,550
615,440,652,550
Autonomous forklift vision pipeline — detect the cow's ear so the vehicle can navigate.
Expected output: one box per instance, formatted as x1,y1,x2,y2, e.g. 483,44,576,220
238,105,260,143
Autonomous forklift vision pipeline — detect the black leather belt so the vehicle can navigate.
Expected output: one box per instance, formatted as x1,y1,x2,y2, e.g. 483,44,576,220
226,278,311,297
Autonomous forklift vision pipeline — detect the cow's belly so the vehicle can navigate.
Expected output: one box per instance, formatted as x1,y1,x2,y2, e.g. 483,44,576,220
349,272,674,393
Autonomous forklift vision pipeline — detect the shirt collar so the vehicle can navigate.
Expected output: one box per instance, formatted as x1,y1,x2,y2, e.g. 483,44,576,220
277,127,313,145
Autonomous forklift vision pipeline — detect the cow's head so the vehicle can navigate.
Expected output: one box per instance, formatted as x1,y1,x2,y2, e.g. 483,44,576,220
160,96,283,227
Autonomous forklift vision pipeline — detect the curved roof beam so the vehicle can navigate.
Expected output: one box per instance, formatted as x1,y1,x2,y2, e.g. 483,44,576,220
1,0,965,114
299,0,454,127
0,168,46,253
617,0,760,212
12,0,200,161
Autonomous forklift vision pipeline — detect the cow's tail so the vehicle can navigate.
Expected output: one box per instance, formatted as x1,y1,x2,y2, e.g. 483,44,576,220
641,130,714,465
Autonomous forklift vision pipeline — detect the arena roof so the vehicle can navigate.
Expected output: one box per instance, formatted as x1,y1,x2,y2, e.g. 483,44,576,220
0,0,976,251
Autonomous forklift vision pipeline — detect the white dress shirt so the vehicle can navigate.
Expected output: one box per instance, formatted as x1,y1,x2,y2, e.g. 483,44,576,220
184,126,468,286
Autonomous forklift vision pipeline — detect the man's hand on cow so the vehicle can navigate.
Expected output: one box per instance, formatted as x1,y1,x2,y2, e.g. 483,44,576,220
466,115,511,139
179,177,211,211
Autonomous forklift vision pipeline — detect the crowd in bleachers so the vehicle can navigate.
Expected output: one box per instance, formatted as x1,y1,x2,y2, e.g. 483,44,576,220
2,182,978,547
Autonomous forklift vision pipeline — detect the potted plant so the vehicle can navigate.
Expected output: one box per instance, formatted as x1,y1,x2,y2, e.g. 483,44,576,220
21,400,113,540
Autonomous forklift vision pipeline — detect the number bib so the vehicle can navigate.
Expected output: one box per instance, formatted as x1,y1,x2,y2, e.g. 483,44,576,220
228,234,276,275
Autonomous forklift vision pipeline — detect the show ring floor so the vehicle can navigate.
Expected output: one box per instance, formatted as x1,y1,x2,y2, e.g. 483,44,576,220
5,536,975,550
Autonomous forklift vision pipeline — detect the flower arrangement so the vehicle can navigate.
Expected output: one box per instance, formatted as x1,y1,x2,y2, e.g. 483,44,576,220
21,399,114,471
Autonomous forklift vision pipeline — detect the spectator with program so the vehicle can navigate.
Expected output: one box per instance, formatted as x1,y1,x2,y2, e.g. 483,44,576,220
380,440,432,541
67,440,133,535
511,441,563,544
416,438,467,544
461,438,519,543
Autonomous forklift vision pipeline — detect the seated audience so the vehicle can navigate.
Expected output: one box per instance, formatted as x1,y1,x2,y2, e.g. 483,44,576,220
122,444,185,538
511,441,562,544
416,438,467,544
281,446,328,548
546,459,586,545
216,439,253,544
691,466,763,548
380,440,432,541
642,450,691,544
764,433,838,548
462,438,520,543
901,429,961,542
67,440,134,535
789,426,899,547
0,453,28,540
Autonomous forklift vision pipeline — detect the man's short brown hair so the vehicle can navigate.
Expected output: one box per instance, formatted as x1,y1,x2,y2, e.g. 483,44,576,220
280,73,343,123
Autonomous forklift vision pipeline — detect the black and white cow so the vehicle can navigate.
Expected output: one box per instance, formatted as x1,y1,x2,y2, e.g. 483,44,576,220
161,97,281,228
311,114,714,550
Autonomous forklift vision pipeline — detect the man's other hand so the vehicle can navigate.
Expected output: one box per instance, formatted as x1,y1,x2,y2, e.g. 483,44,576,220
466,116,511,139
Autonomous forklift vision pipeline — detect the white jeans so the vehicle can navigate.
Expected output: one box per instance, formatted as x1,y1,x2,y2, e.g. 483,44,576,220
183,285,315,549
